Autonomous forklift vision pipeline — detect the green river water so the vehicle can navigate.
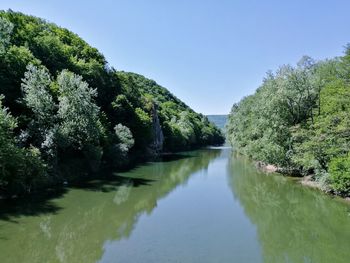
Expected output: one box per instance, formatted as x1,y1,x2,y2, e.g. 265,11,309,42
0,148,349,263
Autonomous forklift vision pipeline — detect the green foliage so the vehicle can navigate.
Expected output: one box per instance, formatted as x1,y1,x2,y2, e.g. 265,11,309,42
178,111,196,144
57,70,102,149
228,52,350,195
114,123,135,155
0,46,40,113
329,155,350,196
0,11,223,196
115,71,225,151
22,64,55,125
0,10,118,111
0,16,13,53
0,96,45,195
132,107,153,148
22,64,57,165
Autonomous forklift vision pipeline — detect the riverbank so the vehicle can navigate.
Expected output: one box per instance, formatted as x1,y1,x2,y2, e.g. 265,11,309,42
255,161,350,201
300,175,350,203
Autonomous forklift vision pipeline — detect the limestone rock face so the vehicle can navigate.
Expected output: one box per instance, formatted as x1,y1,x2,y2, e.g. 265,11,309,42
150,104,164,153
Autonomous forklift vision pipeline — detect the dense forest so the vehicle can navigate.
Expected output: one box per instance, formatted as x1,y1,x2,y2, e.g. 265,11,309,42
0,10,224,197
227,49,350,197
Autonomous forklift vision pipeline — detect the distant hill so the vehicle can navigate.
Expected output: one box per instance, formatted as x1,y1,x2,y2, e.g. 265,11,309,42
206,115,228,130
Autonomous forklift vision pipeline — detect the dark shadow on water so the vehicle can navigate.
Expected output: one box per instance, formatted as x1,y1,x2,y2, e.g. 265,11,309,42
106,152,196,175
0,174,155,223
0,188,67,223
0,151,197,223
71,175,155,192
0,225,7,240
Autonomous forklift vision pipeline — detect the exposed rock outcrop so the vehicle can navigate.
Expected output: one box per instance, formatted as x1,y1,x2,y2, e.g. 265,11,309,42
149,103,164,154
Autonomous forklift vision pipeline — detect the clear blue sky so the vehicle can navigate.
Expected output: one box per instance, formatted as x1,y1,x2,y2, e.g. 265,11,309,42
1,0,350,114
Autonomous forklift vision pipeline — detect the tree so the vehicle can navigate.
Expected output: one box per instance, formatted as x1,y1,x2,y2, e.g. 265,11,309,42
0,46,41,112
22,64,55,126
329,155,350,196
114,123,134,155
0,96,44,195
21,64,57,163
0,17,13,53
178,111,196,144
57,70,102,150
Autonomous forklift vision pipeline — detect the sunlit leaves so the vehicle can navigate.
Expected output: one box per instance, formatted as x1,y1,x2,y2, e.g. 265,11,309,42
22,64,55,125
0,17,13,53
114,123,134,155
57,70,102,149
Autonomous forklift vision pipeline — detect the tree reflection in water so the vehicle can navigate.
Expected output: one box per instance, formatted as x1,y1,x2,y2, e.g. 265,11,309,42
227,151,350,263
0,149,221,263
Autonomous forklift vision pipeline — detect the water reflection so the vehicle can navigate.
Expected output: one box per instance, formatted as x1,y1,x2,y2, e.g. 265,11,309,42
1,149,349,263
0,149,221,263
227,151,350,263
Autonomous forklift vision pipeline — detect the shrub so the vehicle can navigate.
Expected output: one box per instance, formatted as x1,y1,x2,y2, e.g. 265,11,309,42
329,155,350,196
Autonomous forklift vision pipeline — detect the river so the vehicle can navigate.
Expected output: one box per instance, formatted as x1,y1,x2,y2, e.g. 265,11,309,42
0,148,349,263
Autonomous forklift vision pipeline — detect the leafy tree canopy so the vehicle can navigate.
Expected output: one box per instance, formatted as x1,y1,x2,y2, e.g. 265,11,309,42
0,10,224,196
